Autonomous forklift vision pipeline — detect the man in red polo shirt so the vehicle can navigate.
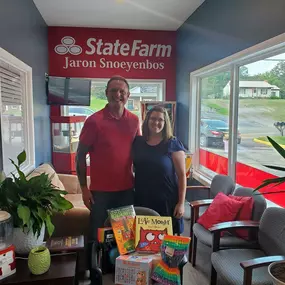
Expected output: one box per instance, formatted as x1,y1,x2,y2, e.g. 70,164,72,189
76,76,140,243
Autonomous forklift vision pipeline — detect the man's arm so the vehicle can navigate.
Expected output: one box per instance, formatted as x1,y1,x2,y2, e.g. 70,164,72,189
76,142,89,190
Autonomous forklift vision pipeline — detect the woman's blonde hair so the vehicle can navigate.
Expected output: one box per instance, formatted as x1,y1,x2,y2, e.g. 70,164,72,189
142,105,173,141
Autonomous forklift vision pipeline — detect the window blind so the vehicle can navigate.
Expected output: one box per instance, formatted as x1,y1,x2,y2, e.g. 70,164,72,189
0,61,22,106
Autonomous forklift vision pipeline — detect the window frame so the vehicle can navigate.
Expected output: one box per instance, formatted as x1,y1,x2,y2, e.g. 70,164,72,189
189,32,285,188
0,47,35,175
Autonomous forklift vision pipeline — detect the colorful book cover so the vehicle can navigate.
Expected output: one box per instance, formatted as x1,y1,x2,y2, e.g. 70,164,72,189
135,216,173,253
45,235,84,252
108,205,136,255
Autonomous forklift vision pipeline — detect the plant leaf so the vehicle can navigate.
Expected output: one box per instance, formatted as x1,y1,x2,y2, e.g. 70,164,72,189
9,159,26,181
264,165,285,172
0,171,6,183
17,150,26,166
51,197,73,211
19,196,27,201
17,205,30,226
254,176,285,192
254,190,285,195
45,215,55,237
267,136,285,160
37,207,46,221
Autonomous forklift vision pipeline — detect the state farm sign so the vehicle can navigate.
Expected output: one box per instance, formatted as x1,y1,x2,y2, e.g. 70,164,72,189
48,27,176,100
54,35,172,72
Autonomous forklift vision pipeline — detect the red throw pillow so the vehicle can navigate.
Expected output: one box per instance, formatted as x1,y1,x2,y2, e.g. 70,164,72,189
197,192,244,230
229,195,254,240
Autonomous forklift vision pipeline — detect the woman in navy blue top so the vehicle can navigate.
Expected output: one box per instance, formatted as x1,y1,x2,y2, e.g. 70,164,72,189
132,106,186,234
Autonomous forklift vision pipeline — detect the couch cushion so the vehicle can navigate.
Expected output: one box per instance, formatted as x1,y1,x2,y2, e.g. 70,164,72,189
212,249,271,285
27,164,65,190
65,194,87,209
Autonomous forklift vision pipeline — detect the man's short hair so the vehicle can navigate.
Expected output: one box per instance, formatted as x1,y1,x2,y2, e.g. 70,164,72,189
106,76,129,91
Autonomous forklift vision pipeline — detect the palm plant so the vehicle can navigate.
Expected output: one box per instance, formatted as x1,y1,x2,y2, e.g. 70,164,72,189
254,136,285,194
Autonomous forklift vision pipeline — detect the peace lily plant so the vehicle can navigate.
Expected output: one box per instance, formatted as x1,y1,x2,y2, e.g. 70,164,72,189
0,150,73,238
254,136,285,194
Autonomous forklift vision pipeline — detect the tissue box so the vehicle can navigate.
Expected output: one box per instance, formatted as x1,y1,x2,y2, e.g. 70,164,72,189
115,254,152,285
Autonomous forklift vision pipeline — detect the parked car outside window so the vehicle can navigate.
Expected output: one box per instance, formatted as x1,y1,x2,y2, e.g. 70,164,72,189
200,119,241,147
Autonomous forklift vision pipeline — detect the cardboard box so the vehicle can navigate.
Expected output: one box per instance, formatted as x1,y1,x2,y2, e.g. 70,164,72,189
115,254,152,285
131,252,162,269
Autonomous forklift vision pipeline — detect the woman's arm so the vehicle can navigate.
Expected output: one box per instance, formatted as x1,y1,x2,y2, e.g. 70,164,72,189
172,150,186,218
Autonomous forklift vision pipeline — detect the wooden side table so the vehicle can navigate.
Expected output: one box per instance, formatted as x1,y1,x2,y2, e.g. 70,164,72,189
0,253,77,285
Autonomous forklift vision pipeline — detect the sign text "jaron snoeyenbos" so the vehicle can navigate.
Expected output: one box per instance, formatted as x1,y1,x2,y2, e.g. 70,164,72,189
63,39,172,72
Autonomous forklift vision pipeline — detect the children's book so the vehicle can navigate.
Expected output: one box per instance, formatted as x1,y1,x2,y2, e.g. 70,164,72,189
108,205,136,255
135,216,173,253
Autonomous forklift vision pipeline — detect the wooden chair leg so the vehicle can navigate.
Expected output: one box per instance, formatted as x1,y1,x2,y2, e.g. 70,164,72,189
189,207,195,263
180,266,183,285
210,265,217,285
192,234,198,267
243,268,253,285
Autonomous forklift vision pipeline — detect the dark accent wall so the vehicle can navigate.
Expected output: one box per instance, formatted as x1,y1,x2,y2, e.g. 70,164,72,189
0,0,50,166
176,0,285,147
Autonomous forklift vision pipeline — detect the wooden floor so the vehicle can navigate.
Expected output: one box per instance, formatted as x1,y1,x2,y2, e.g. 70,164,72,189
79,218,214,285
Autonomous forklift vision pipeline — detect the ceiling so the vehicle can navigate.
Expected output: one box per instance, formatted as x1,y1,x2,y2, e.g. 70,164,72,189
33,0,205,31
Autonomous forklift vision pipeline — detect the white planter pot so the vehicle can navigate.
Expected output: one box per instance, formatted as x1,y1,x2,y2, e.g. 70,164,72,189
268,261,285,285
12,225,45,255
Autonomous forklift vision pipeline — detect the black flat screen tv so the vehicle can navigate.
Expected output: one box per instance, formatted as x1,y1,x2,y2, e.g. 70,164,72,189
47,76,91,106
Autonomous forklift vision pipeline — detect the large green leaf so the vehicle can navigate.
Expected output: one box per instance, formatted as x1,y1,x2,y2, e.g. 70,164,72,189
51,196,73,211
45,215,55,237
17,205,30,226
9,159,26,181
37,207,46,221
254,176,285,192
0,171,6,183
264,165,285,172
17,150,26,166
267,136,285,160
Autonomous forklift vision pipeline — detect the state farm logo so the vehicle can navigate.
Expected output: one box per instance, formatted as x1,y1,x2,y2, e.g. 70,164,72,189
54,36,82,55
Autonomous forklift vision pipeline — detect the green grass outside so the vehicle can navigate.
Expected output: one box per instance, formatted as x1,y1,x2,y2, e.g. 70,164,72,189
256,136,285,145
89,97,107,111
204,101,229,115
203,99,285,120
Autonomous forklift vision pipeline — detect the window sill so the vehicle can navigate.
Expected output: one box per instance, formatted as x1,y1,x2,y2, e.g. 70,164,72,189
192,171,281,208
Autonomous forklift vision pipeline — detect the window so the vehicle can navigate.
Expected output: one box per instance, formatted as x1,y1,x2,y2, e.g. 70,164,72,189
261,88,268,95
190,33,285,207
199,72,230,177
64,79,165,121
0,48,35,175
240,88,246,95
127,99,134,110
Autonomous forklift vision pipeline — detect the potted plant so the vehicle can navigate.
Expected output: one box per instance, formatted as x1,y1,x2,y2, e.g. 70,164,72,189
0,150,73,254
253,136,285,284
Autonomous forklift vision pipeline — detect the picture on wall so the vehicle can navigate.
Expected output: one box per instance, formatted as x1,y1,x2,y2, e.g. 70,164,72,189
140,101,176,130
